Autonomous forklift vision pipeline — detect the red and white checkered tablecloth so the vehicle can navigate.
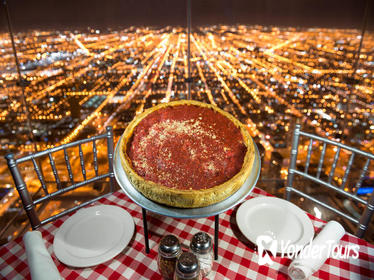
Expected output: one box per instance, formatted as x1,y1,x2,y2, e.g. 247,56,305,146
1,188,373,280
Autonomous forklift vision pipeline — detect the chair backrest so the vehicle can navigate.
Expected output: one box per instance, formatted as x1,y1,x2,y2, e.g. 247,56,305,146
5,126,115,230
285,124,374,238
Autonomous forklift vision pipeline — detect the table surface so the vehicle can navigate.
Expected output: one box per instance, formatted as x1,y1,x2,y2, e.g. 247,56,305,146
1,188,373,280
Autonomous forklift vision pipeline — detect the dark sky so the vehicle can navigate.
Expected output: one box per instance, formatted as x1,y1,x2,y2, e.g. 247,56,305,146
2,0,372,31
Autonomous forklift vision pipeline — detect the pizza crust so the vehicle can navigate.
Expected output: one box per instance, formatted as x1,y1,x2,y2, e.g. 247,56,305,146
119,100,255,208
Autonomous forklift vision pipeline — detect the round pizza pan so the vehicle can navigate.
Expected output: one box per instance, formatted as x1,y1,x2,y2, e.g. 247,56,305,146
113,135,261,219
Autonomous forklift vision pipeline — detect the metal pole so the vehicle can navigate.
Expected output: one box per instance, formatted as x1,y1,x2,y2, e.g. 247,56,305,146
348,0,370,114
214,214,219,260
106,126,115,193
5,153,41,229
356,187,374,238
142,208,150,254
3,0,37,152
352,0,370,75
187,0,191,100
285,124,301,201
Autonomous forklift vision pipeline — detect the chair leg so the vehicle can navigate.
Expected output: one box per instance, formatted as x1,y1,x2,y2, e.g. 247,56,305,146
214,214,219,260
356,191,374,238
142,208,150,254
5,153,41,229
285,124,301,201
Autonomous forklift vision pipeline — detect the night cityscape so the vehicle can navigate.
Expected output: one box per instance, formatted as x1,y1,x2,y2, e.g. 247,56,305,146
0,19,374,243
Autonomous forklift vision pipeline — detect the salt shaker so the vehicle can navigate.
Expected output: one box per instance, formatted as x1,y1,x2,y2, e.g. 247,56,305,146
189,232,213,277
174,252,202,280
158,235,182,280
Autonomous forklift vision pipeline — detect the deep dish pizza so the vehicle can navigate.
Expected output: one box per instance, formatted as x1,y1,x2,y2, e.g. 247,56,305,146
119,100,255,208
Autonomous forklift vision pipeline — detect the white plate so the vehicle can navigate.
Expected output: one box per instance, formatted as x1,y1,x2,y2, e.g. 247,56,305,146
53,205,134,267
236,197,314,253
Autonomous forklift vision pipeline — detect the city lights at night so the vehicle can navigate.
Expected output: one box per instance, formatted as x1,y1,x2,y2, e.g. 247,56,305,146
0,25,373,242
1,0,374,277
1,26,373,148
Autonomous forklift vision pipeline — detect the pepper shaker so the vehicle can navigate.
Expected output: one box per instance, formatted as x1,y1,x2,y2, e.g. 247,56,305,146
174,252,202,280
189,232,213,277
158,235,182,280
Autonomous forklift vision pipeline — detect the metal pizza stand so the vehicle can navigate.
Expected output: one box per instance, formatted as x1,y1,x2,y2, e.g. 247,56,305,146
113,135,261,260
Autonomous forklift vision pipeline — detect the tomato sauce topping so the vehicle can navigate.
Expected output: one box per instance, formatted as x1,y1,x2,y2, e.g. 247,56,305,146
126,105,247,190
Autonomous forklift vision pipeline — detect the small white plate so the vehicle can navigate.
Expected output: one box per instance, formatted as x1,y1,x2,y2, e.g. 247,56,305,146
53,205,134,267
236,197,314,253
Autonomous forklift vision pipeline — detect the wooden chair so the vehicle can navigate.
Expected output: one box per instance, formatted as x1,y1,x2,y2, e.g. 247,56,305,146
5,127,115,230
285,124,374,238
